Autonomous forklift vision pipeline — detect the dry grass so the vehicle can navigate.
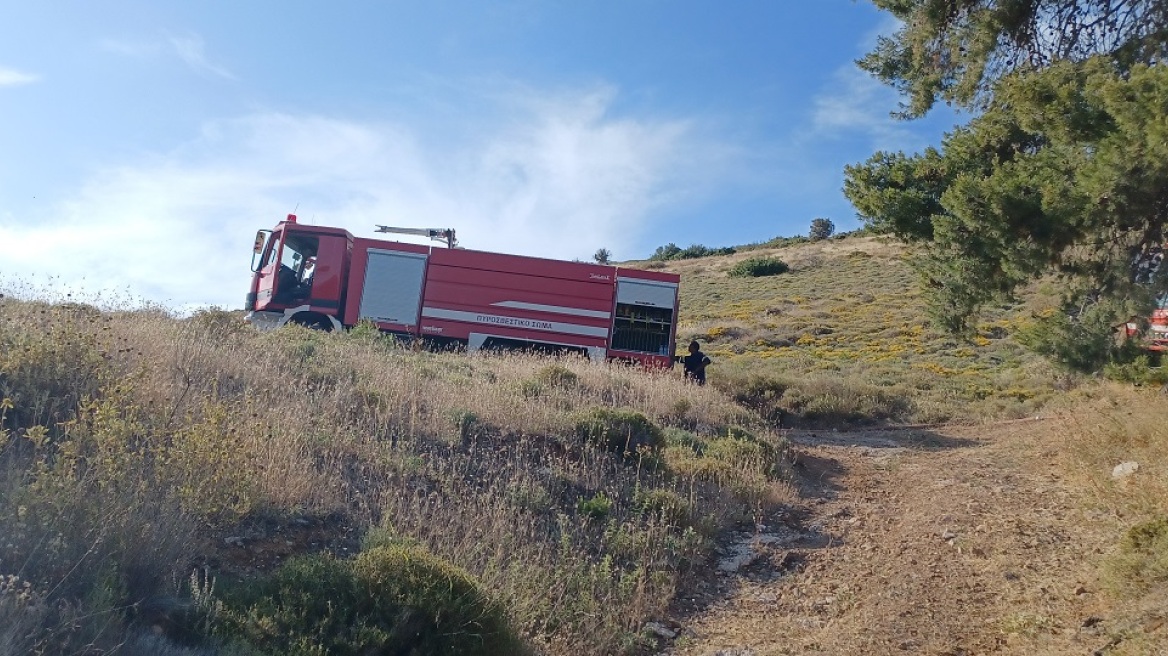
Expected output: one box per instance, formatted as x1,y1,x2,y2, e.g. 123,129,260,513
1052,385,1168,523
1035,384,1168,652
0,296,787,654
637,235,1066,426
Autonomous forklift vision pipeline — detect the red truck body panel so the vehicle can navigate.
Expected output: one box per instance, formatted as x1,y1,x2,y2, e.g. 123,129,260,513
251,218,680,366
421,248,617,346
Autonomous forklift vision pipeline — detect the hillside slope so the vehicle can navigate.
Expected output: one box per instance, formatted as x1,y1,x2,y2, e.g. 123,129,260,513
637,237,1167,655
648,235,1062,426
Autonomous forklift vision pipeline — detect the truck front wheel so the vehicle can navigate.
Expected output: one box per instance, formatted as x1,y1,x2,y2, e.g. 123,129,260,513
289,314,333,332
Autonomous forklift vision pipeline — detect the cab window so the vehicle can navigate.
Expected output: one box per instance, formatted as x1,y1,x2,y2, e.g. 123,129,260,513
273,232,321,303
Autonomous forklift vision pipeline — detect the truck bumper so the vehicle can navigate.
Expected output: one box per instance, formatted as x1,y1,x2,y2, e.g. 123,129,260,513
244,310,283,332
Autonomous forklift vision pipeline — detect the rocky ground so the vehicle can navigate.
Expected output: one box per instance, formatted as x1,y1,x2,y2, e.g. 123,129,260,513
653,420,1166,655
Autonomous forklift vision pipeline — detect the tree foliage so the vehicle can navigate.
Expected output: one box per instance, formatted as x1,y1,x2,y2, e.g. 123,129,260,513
809,217,836,241
861,0,1168,116
844,59,1168,366
648,242,736,261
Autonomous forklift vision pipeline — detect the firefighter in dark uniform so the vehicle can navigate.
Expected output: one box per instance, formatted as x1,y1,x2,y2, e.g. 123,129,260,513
678,340,712,385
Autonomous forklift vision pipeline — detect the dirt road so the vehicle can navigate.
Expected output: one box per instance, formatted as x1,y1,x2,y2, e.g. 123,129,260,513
661,421,1157,655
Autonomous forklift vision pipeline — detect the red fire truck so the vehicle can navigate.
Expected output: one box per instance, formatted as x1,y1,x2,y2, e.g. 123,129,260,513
244,215,680,367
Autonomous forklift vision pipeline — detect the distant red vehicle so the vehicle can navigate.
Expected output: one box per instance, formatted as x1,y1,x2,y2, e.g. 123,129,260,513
1133,245,1168,356
244,215,680,367
1149,304,1168,353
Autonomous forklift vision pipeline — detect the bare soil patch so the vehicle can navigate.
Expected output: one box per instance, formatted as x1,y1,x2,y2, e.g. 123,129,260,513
660,420,1159,655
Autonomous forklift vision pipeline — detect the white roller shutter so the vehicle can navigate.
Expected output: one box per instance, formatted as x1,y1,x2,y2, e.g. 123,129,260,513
358,249,427,325
616,278,677,309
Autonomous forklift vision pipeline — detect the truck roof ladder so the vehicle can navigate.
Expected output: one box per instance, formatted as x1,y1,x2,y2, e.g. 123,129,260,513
374,225,458,249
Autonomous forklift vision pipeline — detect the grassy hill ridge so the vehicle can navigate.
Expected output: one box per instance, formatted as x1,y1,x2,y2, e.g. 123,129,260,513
0,233,1157,654
647,234,1064,427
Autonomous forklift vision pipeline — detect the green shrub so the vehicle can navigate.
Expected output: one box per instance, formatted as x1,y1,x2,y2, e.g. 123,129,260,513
574,408,663,454
0,578,130,656
1102,355,1168,386
633,489,690,525
352,546,523,653
520,379,544,398
447,408,483,443
536,364,580,389
778,381,913,427
344,319,392,346
667,397,692,420
649,243,683,261
1104,517,1168,594
716,374,789,424
360,525,422,552
723,425,763,444
727,257,789,278
704,434,779,476
2,387,199,613
215,546,525,656
678,244,736,259
506,480,555,514
737,234,811,251
662,427,701,451
663,445,768,501
578,493,614,520
662,427,782,493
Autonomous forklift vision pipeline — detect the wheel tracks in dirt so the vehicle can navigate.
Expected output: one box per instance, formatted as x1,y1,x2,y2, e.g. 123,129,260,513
660,423,1125,656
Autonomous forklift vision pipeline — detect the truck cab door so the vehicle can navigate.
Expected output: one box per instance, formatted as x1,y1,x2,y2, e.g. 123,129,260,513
253,230,282,310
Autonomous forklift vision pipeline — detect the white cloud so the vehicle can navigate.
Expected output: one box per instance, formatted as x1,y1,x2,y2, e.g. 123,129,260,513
807,15,915,153
809,65,918,153
0,87,725,309
0,66,39,86
167,32,235,80
98,32,235,80
808,16,962,156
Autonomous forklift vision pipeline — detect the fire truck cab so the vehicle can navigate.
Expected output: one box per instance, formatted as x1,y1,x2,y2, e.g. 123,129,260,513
245,215,680,367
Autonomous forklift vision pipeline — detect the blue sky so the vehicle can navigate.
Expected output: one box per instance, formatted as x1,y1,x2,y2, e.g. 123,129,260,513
0,1,959,310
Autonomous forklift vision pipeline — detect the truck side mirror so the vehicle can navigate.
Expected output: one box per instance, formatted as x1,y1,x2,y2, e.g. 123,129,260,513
251,230,273,272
